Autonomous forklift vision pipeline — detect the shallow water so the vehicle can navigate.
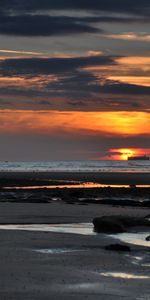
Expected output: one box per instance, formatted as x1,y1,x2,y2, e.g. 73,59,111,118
0,223,150,247
110,232,150,247
0,223,95,235
126,254,150,268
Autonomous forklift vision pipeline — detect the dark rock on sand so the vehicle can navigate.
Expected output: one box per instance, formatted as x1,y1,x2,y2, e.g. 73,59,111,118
144,215,150,219
93,217,126,233
145,235,150,241
105,243,131,252
93,215,150,233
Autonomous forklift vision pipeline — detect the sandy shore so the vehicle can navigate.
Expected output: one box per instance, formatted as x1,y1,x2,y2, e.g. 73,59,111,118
0,202,150,300
0,171,150,185
0,170,149,299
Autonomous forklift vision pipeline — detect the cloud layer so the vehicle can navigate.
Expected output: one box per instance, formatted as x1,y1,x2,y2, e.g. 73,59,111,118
1,0,150,15
0,0,149,36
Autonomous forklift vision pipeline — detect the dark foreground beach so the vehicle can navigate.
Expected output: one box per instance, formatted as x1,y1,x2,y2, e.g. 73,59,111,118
0,171,150,300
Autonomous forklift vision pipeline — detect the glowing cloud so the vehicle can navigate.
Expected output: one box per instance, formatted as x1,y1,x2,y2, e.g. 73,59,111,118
104,33,150,42
107,76,150,87
0,49,43,56
0,110,149,137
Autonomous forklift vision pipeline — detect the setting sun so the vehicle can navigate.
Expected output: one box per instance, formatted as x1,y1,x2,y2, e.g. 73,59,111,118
118,149,135,160
109,148,145,160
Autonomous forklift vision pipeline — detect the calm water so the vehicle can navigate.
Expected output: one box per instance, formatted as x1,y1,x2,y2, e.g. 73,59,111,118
0,160,150,173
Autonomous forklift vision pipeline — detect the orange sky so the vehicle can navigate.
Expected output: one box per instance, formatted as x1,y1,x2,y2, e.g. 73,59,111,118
0,110,149,136
0,1,150,161
84,56,150,87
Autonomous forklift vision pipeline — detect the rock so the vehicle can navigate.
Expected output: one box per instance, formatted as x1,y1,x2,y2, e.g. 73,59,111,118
105,243,131,252
144,215,150,219
145,235,150,241
93,217,126,233
93,215,150,233
129,184,136,188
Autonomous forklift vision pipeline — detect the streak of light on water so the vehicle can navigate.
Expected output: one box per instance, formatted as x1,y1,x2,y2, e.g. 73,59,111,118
3,183,150,189
125,254,150,267
100,272,150,279
35,248,86,254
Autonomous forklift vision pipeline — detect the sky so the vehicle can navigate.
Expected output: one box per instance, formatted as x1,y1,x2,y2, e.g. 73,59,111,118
0,0,150,161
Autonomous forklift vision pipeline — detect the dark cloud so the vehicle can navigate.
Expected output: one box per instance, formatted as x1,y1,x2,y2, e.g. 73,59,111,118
0,70,149,112
0,14,148,37
0,1,149,37
39,100,51,105
41,68,150,98
0,15,101,36
99,80,150,95
1,0,150,16
0,55,116,76
0,55,150,111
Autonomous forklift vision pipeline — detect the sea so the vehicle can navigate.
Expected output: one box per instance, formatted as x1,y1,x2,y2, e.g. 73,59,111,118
0,160,150,173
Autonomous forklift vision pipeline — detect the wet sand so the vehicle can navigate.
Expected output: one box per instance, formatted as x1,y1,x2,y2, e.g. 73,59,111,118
0,202,150,300
0,171,150,299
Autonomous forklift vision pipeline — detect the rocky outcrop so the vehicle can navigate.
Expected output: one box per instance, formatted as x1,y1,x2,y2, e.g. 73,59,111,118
105,243,131,252
144,215,150,219
93,215,150,233
93,217,126,233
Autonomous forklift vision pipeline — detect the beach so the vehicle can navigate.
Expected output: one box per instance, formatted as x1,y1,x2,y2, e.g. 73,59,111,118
1,0,150,298
0,171,150,300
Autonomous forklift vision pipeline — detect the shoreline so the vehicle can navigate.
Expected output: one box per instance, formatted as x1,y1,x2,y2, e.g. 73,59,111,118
0,171,150,185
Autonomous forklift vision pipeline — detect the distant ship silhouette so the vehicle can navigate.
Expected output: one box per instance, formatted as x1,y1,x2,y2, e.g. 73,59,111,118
128,155,149,161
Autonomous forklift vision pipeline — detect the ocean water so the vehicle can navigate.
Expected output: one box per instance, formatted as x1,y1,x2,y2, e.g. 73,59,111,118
0,160,150,173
